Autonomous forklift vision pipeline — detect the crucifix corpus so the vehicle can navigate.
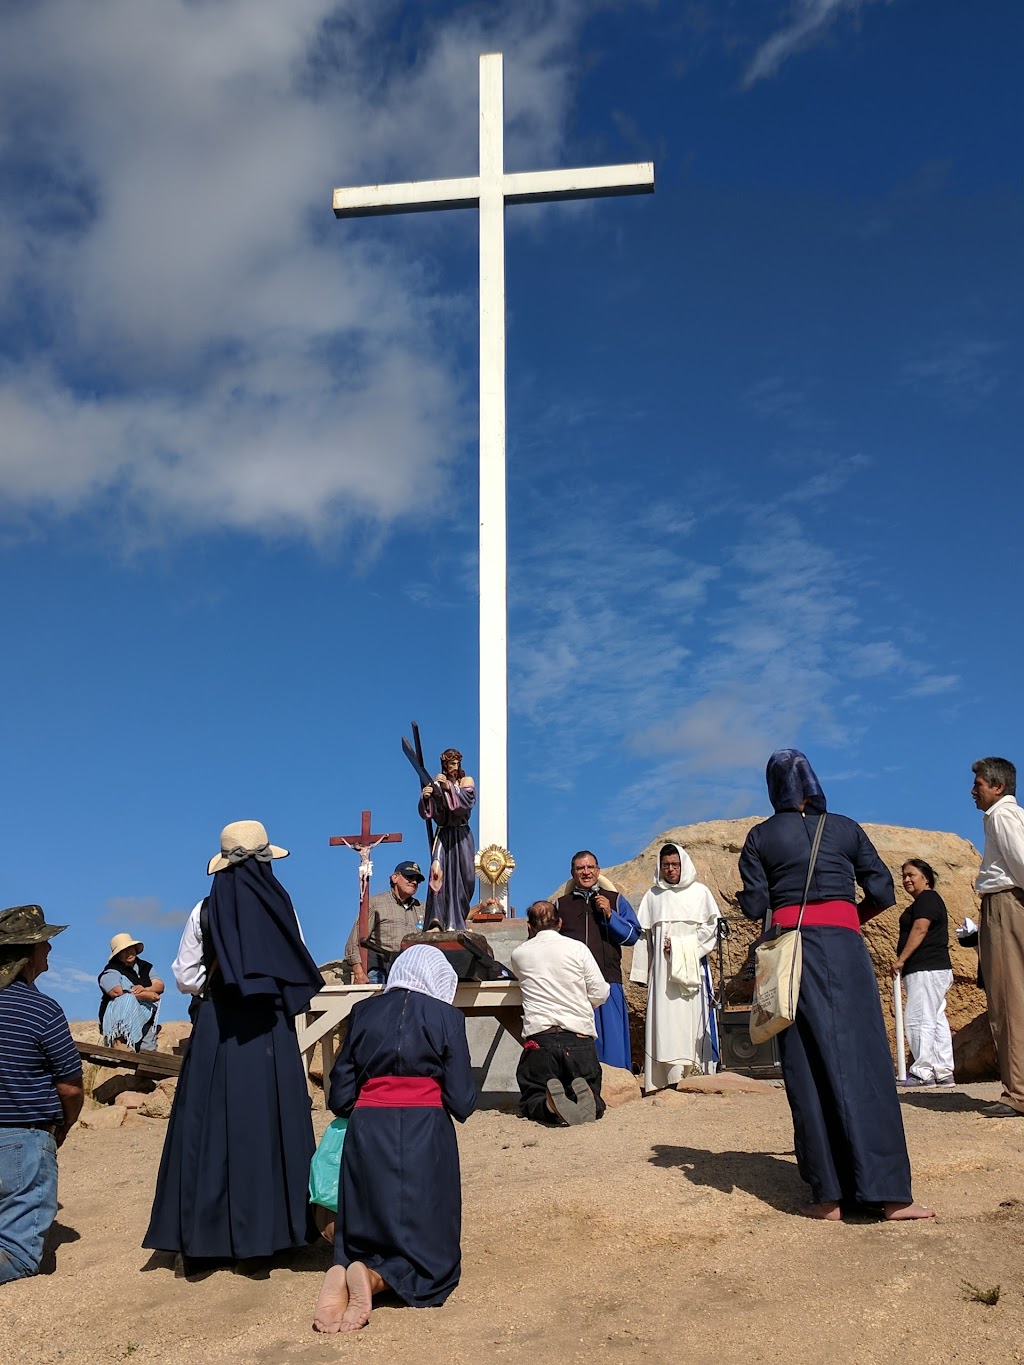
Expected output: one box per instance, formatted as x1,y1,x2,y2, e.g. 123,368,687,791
333,53,654,900
330,810,402,974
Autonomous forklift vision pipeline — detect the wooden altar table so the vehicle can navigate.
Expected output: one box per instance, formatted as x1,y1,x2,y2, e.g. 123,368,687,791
299,980,524,1081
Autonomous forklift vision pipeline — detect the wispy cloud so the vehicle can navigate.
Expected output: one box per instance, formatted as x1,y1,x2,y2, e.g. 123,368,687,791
43,963,97,994
742,0,886,89
0,0,600,546
506,445,963,848
901,336,1007,408
101,896,190,929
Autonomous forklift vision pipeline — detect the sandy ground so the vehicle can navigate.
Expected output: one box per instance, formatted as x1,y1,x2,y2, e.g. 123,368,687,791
3,1082,1024,1365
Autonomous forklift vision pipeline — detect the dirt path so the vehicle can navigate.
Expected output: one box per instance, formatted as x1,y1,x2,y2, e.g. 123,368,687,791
3,1083,1023,1364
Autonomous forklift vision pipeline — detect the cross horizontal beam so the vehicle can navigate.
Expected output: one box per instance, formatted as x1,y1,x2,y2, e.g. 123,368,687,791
333,162,654,218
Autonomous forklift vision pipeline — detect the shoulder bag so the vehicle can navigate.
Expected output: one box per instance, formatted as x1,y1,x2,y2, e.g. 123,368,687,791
749,813,826,1045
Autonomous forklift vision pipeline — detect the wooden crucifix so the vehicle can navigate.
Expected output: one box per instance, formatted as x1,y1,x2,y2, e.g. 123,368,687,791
330,810,402,975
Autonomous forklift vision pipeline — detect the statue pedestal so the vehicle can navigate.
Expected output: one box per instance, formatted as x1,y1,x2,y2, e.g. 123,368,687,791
465,920,529,1106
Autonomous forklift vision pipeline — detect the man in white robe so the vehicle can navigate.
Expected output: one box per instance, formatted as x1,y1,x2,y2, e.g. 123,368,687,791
630,843,722,1093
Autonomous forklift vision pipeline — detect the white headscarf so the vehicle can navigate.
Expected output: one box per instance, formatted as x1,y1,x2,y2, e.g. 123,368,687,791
385,944,458,1004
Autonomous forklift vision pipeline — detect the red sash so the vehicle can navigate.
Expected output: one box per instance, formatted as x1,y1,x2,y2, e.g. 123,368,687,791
354,1076,443,1108
772,900,861,932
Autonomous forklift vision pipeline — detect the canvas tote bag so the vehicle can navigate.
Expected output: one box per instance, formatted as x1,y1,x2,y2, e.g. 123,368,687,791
749,813,826,1044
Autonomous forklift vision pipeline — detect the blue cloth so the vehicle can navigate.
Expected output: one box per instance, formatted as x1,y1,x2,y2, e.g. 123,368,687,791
737,811,895,920
778,927,913,1205
143,987,317,1259
766,748,827,814
329,988,477,1307
594,982,632,1069
100,989,157,1051
0,980,81,1126
207,858,324,1017
0,1126,58,1283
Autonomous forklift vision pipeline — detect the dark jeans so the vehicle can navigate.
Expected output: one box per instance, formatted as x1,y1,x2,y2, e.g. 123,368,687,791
516,1030,606,1124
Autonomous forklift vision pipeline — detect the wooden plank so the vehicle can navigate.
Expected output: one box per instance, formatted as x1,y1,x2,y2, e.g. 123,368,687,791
74,1040,182,1077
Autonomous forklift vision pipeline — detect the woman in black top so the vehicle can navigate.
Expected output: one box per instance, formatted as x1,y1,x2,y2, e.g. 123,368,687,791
738,750,934,1221
893,858,954,1088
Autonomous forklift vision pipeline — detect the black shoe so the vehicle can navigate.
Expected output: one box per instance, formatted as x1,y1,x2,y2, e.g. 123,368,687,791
569,1077,598,1123
983,1101,1024,1118
545,1079,587,1126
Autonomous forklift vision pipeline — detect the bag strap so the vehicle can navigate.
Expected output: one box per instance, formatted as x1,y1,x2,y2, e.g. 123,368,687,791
795,813,827,933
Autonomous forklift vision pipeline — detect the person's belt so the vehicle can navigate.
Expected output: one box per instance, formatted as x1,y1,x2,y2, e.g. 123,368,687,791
354,1076,443,1108
531,1025,591,1039
0,1120,58,1133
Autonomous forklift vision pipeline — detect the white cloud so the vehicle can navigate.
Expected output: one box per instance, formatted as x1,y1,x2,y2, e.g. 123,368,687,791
101,896,191,929
0,0,599,543
901,336,1007,407
742,0,886,89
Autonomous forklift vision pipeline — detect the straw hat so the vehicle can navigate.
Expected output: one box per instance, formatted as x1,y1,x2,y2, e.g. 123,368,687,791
207,820,289,876
109,933,144,958
0,904,67,991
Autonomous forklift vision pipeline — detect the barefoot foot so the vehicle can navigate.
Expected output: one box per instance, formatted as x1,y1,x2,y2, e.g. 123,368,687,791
339,1261,374,1332
312,1264,349,1333
798,1201,842,1220
883,1201,935,1221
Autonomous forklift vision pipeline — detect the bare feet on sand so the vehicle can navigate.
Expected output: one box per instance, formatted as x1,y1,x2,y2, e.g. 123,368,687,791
883,1201,935,1221
798,1202,842,1220
311,1264,349,1333
339,1261,375,1332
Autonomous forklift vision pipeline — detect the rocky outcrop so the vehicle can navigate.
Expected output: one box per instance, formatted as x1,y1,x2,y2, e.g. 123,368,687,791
605,818,995,1082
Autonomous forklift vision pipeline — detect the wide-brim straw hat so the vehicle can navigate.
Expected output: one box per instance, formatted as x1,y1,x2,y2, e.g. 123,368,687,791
207,820,289,876
0,904,67,991
109,932,144,958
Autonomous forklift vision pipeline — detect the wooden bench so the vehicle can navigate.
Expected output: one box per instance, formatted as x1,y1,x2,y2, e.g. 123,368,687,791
74,1040,183,1079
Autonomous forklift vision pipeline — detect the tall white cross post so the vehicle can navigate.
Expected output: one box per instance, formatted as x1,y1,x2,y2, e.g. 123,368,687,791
334,53,653,893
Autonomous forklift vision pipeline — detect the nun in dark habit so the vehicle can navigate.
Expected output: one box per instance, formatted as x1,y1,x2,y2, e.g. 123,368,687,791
737,751,934,1222
144,821,325,1268
312,945,476,1334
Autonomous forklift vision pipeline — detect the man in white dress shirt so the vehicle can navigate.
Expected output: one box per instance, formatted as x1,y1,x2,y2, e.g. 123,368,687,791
972,756,1024,1117
511,900,609,1125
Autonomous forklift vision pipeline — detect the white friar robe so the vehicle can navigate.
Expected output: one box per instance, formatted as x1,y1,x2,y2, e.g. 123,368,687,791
630,843,722,1093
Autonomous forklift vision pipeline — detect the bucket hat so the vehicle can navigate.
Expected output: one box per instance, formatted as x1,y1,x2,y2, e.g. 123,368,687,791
0,904,67,991
207,820,289,876
109,932,144,958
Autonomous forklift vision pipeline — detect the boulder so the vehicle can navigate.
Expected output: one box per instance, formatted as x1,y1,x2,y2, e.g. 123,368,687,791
138,1088,173,1119
114,1090,147,1110
78,1105,126,1130
600,1064,641,1107
605,818,995,1082
676,1072,778,1096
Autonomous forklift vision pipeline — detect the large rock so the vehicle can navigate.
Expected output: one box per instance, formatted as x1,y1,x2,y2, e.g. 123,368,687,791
78,1105,126,1130
600,1064,641,1107
676,1072,778,1096
604,818,994,1082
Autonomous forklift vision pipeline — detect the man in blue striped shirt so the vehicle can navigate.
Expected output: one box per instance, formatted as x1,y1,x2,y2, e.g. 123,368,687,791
0,904,83,1284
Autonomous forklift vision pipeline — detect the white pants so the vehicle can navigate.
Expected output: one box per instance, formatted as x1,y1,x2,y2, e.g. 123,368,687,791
904,968,954,1082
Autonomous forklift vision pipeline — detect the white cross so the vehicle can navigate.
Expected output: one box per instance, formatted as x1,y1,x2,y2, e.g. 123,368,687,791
334,52,653,890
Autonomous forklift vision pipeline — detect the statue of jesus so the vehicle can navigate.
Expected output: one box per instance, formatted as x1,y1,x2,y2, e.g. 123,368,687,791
418,748,477,931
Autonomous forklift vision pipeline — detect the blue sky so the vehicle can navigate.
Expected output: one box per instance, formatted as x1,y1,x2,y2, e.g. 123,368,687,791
2,0,1021,1022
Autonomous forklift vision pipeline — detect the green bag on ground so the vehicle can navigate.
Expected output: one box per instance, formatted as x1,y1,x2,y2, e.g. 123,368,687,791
308,1117,348,1212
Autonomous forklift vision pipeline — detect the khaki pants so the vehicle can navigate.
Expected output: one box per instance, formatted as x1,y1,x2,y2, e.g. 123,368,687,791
980,887,1024,1112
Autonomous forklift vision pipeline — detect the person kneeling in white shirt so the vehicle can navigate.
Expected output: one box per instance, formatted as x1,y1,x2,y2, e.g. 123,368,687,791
510,900,610,1125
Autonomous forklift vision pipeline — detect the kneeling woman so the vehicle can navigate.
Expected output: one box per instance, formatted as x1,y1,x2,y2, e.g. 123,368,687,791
313,945,477,1333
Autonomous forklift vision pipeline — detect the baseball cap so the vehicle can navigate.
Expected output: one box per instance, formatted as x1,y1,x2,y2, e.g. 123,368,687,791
394,860,425,883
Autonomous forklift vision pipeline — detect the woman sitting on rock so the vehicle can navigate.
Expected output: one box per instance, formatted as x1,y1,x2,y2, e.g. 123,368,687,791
98,933,163,1052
